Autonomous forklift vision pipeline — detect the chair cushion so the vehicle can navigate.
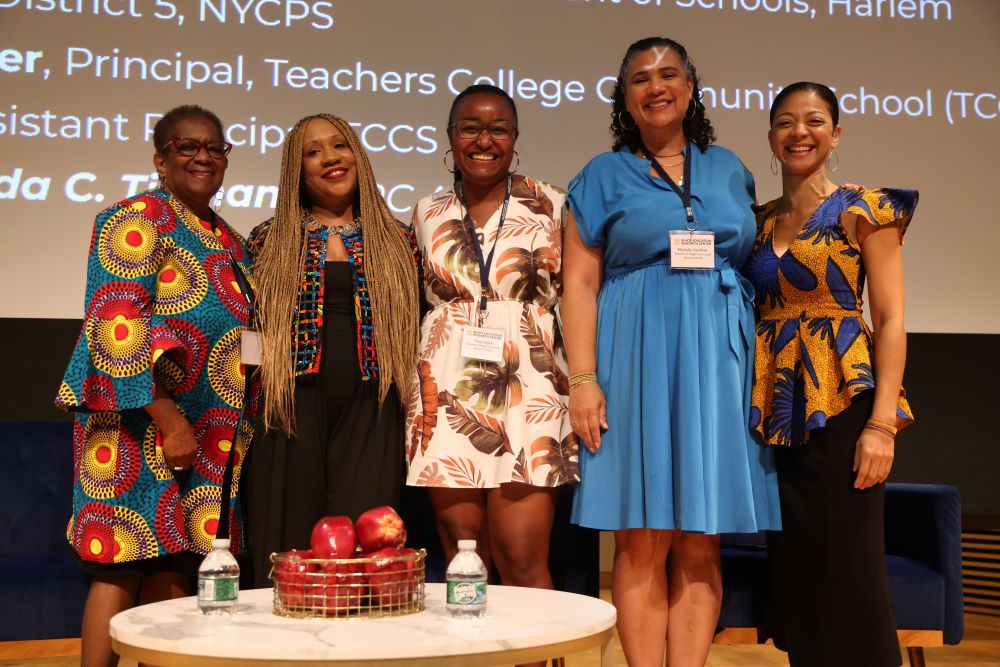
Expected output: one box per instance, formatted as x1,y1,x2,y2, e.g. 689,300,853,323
0,555,90,641
887,554,945,630
718,546,770,628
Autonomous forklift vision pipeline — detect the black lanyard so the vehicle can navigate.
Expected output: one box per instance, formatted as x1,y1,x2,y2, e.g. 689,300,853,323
458,174,512,314
639,141,696,230
230,258,256,324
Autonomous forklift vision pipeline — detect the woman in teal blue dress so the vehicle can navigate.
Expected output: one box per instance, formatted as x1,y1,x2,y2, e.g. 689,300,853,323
563,37,780,667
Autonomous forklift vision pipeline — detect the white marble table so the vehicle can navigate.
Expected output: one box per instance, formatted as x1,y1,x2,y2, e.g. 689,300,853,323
110,583,617,666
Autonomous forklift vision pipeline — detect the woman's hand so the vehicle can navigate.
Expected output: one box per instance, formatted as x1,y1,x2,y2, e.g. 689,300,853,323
852,428,894,489
570,383,608,454
160,416,198,471
145,379,198,472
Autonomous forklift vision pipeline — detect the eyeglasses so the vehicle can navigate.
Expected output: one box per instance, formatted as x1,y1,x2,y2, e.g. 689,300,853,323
162,137,233,159
448,120,517,141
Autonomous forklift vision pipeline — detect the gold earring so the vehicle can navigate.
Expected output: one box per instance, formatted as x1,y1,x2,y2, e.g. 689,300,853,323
616,109,636,131
827,149,839,173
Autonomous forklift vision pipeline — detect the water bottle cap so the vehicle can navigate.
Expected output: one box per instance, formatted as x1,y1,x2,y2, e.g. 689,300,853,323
457,539,476,550
211,538,231,549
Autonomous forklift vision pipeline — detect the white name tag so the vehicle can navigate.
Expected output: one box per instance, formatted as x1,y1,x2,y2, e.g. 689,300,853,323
669,230,715,270
460,325,506,363
240,330,262,366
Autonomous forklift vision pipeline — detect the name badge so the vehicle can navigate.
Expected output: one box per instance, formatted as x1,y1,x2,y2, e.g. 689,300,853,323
669,230,715,270
460,325,506,363
240,330,262,366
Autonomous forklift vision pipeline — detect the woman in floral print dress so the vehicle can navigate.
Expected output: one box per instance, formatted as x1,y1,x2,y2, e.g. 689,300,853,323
406,85,578,600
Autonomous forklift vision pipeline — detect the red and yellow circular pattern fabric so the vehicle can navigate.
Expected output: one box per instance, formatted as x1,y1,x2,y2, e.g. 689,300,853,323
153,240,208,316
97,206,160,279
80,412,140,499
142,422,173,482
85,283,151,378
111,506,159,562
180,208,225,251
154,484,186,553
183,485,221,554
81,375,117,412
207,328,245,408
204,253,251,321
130,194,176,235
151,318,208,396
75,502,117,563
192,408,241,484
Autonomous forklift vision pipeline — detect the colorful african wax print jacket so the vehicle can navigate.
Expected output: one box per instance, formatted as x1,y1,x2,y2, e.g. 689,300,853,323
744,187,916,446
247,217,420,381
56,187,257,562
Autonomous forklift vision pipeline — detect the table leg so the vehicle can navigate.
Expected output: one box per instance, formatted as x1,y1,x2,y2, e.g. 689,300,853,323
601,633,614,667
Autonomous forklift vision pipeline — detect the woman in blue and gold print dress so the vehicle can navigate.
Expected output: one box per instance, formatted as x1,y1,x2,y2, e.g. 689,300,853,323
55,106,256,667
744,82,916,667
563,37,781,667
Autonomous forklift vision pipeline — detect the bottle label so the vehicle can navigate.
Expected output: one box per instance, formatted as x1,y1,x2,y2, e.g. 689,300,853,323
198,577,238,602
447,580,486,605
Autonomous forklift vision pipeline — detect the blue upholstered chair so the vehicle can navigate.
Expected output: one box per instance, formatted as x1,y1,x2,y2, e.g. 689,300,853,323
0,421,91,641
715,483,964,666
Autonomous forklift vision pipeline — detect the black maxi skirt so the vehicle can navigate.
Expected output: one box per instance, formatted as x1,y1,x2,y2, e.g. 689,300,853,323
246,262,404,588
767,391,902,667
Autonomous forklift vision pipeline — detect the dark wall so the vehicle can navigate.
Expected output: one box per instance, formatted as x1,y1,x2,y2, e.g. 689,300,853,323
2,318,997,515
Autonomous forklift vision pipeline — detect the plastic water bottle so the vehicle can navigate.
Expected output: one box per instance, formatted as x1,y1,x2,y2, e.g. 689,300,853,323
446,539,487,618
198,538,239,615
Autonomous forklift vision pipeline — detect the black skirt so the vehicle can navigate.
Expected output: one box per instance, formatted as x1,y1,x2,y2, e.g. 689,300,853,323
767,391,902,667
246,262,404,588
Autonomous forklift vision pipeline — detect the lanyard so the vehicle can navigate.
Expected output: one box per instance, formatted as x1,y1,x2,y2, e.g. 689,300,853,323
458,174,512,318
639,141,696,231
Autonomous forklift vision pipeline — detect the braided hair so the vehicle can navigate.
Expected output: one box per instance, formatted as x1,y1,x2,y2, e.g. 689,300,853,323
254,114,420,436
609,37,716,153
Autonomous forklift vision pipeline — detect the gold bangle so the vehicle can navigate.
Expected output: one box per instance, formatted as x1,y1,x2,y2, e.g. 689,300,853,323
864,423,896,438
568,372,597,390
866,418,898,435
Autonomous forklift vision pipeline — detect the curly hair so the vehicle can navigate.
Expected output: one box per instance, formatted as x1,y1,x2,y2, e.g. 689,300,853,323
609,37,716,153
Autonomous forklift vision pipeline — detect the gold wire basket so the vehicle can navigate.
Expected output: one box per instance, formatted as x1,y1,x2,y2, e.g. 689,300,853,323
269,549,426,619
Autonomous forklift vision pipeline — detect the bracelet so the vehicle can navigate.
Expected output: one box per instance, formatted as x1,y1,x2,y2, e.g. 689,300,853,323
864,423,896,438
866,418,898,435
568,372,597,390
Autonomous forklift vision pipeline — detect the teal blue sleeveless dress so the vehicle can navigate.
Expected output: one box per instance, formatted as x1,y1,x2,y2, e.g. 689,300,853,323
568,145,780,533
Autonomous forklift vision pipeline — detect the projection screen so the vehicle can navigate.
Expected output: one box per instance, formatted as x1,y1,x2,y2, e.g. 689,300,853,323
1,0,997,333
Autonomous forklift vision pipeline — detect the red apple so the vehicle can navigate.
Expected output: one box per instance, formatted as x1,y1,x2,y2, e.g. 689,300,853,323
364,547,418,607
321,560,363,616
310,515,357,559
273,549,318,610
355,506,407,553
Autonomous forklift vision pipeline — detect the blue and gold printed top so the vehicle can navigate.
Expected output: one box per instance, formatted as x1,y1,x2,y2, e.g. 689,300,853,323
744,187,917,446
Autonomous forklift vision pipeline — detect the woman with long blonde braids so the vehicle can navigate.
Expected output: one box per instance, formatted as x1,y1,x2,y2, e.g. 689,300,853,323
246,114,421,587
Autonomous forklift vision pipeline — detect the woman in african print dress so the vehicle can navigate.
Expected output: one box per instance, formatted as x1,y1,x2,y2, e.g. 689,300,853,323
744,82,916,667
406,85,578,609
56,105,255,667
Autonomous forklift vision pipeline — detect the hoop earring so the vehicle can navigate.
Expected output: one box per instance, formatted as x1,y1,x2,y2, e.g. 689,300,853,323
616,109,636,131
685,100,697,120
213,190,224,214
827,149,839,173
442,149,455,174
510,151,520,174
770,154,779,175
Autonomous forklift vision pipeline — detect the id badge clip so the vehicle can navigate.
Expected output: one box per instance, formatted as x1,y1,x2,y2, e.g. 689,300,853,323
669,230,715,270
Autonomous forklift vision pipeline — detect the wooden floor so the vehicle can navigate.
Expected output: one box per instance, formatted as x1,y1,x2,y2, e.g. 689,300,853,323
3,599,998,667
